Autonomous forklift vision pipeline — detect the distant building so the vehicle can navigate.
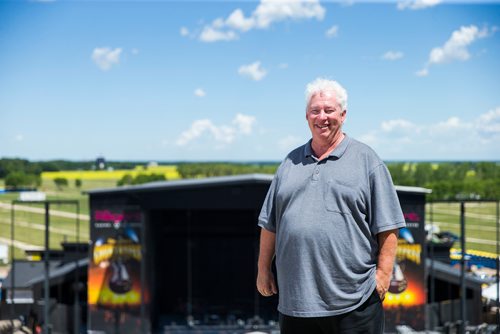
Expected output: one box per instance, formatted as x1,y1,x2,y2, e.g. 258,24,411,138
95,156,106,170
147,161,158,168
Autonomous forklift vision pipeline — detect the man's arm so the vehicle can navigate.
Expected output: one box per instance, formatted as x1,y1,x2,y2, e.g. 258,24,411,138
256,228,278,297
375,229,399,301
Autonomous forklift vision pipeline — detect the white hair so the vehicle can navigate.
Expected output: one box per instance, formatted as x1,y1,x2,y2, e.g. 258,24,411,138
305,78,348,111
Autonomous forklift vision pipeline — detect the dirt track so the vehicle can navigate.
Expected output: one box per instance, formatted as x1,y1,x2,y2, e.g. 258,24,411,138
0,202,89,221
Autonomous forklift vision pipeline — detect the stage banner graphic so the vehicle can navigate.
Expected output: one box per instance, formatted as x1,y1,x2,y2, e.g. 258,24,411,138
384,199,427,331
88,205,149,333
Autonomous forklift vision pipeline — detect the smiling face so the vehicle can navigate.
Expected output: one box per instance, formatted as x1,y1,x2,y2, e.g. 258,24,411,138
306,90,346,146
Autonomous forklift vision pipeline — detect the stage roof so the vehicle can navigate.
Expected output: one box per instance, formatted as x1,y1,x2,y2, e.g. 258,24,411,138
86,173,431,195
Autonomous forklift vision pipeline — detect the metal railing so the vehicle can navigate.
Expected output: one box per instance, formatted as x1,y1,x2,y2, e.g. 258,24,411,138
9,199,80,334
427,200,500,333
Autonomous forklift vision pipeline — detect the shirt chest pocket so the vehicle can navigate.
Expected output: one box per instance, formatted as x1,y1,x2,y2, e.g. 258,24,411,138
324,179,363,215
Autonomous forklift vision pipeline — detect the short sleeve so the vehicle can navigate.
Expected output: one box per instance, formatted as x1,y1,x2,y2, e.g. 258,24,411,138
369,164,406,235
258,163,284,233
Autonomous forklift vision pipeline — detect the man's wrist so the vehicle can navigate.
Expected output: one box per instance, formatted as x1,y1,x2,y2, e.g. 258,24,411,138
258,264,272,273
376,270,391,289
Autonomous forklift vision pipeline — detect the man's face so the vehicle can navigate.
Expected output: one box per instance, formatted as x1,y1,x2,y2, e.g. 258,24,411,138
306,91,346,143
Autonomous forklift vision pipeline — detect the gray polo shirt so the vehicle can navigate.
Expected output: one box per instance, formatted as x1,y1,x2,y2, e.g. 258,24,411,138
258,134,405,317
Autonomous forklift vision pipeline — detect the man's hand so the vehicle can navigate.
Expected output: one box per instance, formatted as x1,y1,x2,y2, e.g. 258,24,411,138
257,269,278,297
257,228,278,297
375,268,390,301
376,229,399,301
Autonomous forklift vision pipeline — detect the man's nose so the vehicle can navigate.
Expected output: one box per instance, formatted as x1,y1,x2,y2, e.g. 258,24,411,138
318,110,328,119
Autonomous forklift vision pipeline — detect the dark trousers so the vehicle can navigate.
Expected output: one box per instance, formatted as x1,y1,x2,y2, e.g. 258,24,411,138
279,290,384,334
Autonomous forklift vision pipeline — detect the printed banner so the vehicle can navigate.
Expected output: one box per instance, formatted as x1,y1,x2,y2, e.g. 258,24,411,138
384,201,427,331
88,205,149,333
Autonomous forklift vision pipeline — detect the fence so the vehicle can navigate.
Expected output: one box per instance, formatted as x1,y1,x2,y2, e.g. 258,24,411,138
427,200,499,333
5,200,83,334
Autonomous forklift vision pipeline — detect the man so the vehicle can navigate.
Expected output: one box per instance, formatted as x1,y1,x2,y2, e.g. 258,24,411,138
256,78,405,334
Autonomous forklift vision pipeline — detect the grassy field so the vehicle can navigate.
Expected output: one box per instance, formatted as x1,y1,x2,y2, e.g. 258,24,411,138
426,201,499,255
0,178,115,261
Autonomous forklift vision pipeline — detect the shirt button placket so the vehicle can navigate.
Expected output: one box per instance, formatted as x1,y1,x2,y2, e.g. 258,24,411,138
312,165,320,181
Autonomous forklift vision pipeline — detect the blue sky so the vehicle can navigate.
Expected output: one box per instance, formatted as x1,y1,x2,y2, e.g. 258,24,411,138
1,0,499,162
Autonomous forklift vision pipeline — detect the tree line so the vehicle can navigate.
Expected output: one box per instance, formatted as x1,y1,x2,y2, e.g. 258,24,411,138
1,158,498,200
387,162,500,201
176,163,278,178
0,158,143,178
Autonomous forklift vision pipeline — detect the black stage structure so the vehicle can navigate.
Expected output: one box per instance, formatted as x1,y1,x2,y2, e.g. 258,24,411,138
86,174,434,334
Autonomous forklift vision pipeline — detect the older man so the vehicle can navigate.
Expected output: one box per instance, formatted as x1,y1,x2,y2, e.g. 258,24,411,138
256,78,405,334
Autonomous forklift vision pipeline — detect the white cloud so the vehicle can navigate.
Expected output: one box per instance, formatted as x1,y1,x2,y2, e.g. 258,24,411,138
176,113,257,147
233,113,256,134
382,51,404,61
176,119,235,146
381,119,415,132
325,25,339,38
197,0,325,42
357,132,378,146
435,116,468,130
238,61,267,81
91,47,122,71
418,25,493,76
340,0,355,7
200,26,238,42
476,107,500,138
194,88,206,97
15,134,24,142
429,25,489,64
358,107,500,158
415,68,429,77
180,27,189,37
278,135,303,151
427,116,473,137
252,0,325,29
397,0,441,10
226,9,255,32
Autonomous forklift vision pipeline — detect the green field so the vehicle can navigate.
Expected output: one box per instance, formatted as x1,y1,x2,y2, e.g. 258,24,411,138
1,178,499,262
0,178,116,261
426,201,499,255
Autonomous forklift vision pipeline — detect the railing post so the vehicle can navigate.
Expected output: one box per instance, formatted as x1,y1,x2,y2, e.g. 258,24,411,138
44,202,50,334
459,201,466,334
496,200,499,333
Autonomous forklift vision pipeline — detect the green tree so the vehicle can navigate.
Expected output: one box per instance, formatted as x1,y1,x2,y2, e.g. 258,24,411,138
132,173,166,185
387,163,414,186
75,179,82,188
413,162,432,186
117,174,134,186
116,173,166,186
432,163,453,182
475,162,499,180
177,162,279,179
4,172,41,189
54,177,69,190
482,178,500,199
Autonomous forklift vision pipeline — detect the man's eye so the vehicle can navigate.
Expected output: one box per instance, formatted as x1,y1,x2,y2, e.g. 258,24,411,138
325,109,335,114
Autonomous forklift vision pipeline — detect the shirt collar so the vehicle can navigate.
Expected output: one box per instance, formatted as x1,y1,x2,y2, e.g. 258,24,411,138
304,134,351,160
